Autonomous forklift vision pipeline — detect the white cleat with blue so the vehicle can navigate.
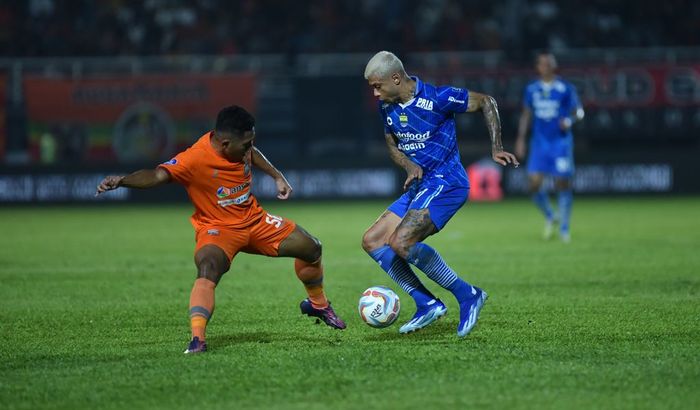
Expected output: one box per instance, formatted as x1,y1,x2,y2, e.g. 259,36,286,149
399,299,447,334
457,287,488,338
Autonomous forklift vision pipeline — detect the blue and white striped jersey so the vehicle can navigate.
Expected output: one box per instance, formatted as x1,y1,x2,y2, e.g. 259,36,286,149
380,76,470,188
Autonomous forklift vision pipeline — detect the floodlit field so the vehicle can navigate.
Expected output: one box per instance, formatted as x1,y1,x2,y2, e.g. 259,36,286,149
1,198,699,409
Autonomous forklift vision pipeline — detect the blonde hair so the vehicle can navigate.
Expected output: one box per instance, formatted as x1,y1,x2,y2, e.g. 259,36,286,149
364,51,406,80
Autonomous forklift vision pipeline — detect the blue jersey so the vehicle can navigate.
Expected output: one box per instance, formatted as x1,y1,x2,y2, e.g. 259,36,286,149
380,77,470,188
523,78,581,143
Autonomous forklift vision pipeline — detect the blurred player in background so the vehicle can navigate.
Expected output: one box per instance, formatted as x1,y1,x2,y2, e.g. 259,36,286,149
96,105,346,354
515,52,584,243
361,51,518,337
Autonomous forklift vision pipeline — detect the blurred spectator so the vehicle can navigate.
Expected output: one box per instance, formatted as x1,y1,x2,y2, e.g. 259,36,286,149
1,0,697,58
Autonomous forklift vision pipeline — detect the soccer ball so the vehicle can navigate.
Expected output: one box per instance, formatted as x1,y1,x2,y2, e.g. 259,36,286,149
358,286,400,328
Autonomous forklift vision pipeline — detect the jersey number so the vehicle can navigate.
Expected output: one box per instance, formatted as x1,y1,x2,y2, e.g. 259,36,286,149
265,213,283,229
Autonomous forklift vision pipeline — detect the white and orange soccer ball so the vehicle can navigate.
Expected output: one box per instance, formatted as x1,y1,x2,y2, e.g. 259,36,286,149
358,286,400,328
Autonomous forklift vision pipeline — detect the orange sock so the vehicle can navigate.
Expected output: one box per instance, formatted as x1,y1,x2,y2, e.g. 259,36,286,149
295,258,328,309
189,278,216,341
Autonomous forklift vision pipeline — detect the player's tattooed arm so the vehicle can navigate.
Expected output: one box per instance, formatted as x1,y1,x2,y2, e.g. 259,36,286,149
385,133,423,190
251,147,293,199
96,168,171,195
466,91,520,167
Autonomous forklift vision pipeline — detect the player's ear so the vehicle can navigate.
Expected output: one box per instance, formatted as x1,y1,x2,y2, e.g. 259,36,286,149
392,73,401,85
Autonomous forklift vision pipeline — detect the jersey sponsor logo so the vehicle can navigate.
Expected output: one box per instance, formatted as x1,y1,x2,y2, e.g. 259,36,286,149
162,158,177,165
398,142,426,151
216,186,231,198
206,229,220,236
448,96,465,104
217,192,251,207
399,113,408,127
395,130,430,142
386,116,393,126
416,98,434,111
533,93,560,120
216,182,250,199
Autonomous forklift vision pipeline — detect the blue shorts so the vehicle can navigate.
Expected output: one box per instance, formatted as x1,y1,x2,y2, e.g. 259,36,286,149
527,139,574,178
388,183,469,231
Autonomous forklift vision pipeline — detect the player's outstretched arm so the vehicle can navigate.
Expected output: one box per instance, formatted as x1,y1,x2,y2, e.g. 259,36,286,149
466,91,519,167
251,147,293,199
384,132,423,191
95,168,171,196
515,106,532,160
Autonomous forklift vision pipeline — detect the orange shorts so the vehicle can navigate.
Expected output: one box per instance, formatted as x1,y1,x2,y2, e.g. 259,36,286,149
194,211,297,261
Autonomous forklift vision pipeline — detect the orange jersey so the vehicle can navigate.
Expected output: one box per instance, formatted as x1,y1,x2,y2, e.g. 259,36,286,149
158,132,263,231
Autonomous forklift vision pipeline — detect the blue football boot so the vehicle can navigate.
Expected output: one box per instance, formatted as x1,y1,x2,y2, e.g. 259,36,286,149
457,287,488,338
399,299,447,334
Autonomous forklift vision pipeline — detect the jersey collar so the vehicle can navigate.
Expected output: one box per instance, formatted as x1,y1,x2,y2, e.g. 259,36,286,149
398,76,423,109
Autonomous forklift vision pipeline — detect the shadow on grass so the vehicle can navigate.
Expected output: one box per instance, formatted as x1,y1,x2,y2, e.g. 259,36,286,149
209,331,330,347
361,319,456,342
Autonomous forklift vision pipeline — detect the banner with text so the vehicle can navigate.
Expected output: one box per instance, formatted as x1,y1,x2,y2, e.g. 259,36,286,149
413,63,700,143
23,74,256,164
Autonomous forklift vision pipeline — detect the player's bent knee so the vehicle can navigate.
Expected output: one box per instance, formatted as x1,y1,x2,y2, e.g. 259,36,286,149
555,179,572,190
388,237,410,259
196,260,223,283
295,233,322,263
308,240,322,263
361,230,380,253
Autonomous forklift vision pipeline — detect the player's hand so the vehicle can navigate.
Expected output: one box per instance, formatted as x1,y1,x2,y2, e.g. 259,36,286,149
403,162,423,191
514,138,526,160
559,117,572,131
275,176,293,200
95,175,124,196
492,151,519,167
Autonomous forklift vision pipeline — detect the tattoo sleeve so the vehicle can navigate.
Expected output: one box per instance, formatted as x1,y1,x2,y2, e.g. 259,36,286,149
482,95,504,153
385,133,416,171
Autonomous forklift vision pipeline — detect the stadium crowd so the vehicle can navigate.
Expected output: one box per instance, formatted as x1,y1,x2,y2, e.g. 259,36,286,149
1,0,697,58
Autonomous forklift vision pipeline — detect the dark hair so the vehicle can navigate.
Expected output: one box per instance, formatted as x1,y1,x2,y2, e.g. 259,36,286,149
215,105,255,135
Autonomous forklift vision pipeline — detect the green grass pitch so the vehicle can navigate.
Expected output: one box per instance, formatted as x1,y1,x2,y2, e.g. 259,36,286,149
1,198,699,409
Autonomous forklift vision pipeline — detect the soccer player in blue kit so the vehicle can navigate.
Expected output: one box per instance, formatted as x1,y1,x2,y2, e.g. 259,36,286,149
361,51,518,337
515,52,584,242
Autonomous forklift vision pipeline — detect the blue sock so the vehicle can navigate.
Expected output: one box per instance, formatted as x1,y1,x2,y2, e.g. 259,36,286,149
368,245,435,307
558,189,573,233
406,242,476,304
532,190,554,221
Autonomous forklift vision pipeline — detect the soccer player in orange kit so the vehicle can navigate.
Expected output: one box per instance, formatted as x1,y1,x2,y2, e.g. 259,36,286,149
96,105,346,354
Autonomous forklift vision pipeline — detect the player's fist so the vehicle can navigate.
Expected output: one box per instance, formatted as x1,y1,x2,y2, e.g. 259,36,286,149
95,175,124,196
275,176,293,200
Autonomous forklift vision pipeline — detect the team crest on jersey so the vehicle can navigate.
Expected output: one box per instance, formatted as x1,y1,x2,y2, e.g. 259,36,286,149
399,113,408,127
416,98,433,111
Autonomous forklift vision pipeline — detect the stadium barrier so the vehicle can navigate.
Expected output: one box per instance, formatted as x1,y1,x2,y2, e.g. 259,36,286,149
1,151,693,204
